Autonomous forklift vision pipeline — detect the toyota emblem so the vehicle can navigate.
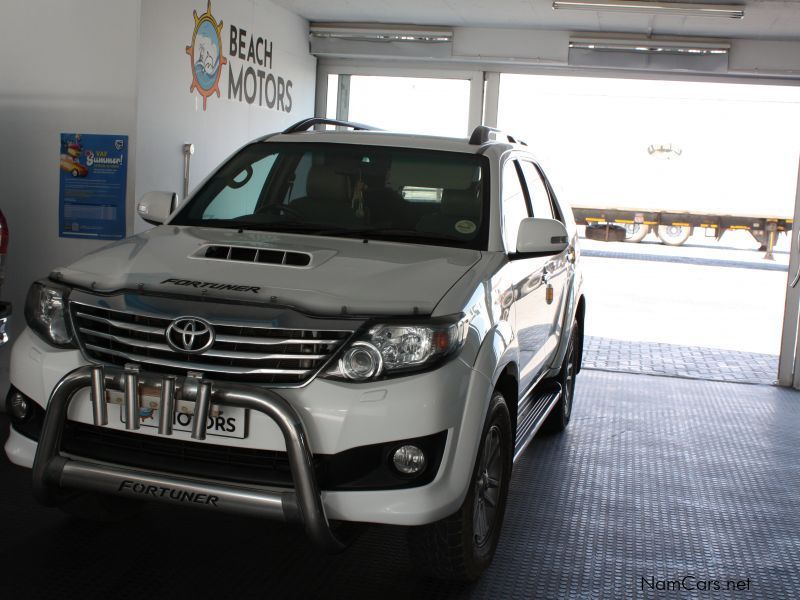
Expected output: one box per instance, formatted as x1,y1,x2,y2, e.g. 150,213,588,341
166,317,215,354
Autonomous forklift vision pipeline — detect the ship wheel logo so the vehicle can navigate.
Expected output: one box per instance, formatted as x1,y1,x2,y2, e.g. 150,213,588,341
185,1,227,110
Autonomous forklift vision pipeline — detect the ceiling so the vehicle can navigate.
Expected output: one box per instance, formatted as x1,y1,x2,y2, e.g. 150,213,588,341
272,0,800,40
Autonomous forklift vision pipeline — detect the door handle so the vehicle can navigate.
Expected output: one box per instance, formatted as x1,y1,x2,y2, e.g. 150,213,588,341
791,268,800,288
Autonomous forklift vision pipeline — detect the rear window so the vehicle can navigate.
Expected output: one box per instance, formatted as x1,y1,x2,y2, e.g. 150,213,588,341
171,142,490,250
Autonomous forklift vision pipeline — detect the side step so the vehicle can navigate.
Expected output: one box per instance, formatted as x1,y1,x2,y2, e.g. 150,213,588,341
514,381,562,461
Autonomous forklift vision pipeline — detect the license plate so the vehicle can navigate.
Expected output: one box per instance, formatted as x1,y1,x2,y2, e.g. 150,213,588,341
106,389,248,439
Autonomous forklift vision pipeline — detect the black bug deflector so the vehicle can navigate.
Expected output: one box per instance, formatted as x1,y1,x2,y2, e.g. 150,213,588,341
31,365,345,553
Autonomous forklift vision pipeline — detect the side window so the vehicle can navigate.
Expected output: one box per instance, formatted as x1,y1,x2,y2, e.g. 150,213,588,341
519,161,554,220
502,160,531,252
202,153,277,220
541,170,567,223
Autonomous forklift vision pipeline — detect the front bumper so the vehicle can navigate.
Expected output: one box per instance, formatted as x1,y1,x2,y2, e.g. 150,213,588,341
7,328,494,527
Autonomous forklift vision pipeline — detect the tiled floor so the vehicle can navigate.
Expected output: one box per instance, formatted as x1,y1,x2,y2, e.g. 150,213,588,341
1,370,798,599
584,336,779,385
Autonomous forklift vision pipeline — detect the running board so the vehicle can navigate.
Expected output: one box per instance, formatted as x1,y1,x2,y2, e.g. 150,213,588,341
514,381,562,461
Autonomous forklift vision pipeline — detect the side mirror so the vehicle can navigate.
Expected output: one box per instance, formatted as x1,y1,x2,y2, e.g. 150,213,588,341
137,191,179,226
514,218,569,257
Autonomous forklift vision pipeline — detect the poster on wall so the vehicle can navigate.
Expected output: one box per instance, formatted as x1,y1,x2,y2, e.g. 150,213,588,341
59,133,128,240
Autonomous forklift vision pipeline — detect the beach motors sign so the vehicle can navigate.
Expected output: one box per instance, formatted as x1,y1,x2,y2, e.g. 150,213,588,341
185,1,294,112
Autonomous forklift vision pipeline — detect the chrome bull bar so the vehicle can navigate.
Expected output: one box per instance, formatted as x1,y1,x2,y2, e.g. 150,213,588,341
31,365,345,553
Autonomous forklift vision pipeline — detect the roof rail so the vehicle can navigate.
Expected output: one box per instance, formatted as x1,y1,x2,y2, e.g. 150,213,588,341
468,125,527,146
282,118,380,134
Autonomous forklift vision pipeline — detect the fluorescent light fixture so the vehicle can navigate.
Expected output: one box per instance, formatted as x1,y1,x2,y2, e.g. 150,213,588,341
310,23,453,43
553,1,745,19
570,36,731,55
568,35,730,72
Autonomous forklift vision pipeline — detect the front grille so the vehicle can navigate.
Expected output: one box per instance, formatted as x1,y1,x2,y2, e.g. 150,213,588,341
70,302,351,385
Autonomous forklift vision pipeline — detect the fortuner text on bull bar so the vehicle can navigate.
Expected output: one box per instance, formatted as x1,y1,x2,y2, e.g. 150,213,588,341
31,364,345,553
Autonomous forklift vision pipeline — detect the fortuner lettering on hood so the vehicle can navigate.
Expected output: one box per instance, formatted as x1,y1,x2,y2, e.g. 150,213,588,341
161,278,262,294
6,118,585,582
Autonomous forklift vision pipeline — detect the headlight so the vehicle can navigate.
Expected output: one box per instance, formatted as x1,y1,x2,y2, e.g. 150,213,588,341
24,281,74,347
325,315,468,382
338,342,384,381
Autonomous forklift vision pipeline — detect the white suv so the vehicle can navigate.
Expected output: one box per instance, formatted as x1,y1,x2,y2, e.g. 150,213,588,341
5,118,585,581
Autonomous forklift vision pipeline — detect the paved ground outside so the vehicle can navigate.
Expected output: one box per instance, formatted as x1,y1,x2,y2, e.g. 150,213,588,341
583,336,779,385
580,229,789,356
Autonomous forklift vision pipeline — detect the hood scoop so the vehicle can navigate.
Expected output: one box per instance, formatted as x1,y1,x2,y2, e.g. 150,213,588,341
197,244,312,267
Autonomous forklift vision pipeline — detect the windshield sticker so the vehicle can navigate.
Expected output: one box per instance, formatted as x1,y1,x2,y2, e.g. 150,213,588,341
455,220,476,235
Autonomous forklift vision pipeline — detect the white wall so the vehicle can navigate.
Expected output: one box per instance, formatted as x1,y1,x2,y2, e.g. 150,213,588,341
134,0,316,229
0,0,142,389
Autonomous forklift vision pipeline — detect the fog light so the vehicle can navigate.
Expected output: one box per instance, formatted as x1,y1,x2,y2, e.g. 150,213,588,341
392,445,426,475
8,390,31,421
339,342,383,381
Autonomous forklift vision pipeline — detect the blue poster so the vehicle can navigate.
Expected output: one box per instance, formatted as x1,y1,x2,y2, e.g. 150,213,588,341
59,133,128,240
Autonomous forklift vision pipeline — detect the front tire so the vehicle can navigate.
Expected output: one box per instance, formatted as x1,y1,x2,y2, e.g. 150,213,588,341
407,391,513,581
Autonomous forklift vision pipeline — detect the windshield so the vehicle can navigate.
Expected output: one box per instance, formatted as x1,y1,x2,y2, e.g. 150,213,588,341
171,142,490,249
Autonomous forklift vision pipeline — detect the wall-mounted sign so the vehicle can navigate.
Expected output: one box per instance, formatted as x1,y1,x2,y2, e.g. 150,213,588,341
185,0,227,110
59,133,128,240
185,0,294,113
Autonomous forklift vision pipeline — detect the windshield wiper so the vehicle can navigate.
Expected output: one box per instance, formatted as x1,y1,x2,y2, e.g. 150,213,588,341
195,220,330,233
193,222,465,244
309,227,420,238
311,228,465,243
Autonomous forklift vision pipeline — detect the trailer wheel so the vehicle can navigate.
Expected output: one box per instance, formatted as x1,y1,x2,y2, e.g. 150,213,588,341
656,224,692,246
623,223,650,243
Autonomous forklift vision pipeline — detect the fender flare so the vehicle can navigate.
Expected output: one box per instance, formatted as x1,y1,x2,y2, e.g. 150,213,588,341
455,321,519,465
472,320,519,391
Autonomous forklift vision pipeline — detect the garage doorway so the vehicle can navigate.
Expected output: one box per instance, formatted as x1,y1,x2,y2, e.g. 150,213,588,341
496,73,800,383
